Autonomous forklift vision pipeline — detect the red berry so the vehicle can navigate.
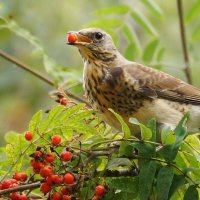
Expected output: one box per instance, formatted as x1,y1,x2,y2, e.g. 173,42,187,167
61,186,68,195
61,151,72,162
13,173,21,181
52,175,63,184
2,179,17,189
40,182,51,194
46,174,63,185
0,183,2,190
46,174,54,185
67,33,78,43
92,196,100,200
63,195,71,200
95,185,105,196
18,194,28,200
60,97,68,106
45,152,55,163
20,173,28,182
30,159,44,168
64,173,74,185
25,131,33,141
31,160,44,174
40,166,53,178
51,192,62,200
32,151,43,158
10,192,20,200
13,173,27,182
51,135,62,146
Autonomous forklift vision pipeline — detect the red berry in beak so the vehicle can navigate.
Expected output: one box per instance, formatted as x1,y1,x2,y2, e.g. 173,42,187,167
67,33,78,43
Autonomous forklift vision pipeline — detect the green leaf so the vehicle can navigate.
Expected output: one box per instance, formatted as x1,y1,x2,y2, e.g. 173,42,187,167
5,131,19,144
93,4,130,16
183,186,199,200
28,110,43,133
191,25,200,42
108,177,139,195
141,0,164,18
128,142,156,158
39,105,65,133
156,166,174,200
123,24,142,56
0,18,43,52
107,158,132,170
129,118,152,140
168,175,186,199
67,110,94,122
52,126,73,140
85,19,124,29
131,10,157,37
109,109,131,138
119,141,132,156
57,103,85,123
124,43,138,60
161,127,176,144
156,47,165,62
142,39,159,62
61,122,97,135
162,113,189,162
185,1,200,22
147,118,156,141
43,54,57,74
139,161,157,200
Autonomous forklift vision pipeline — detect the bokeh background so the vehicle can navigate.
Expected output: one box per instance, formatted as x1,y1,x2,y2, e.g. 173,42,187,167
1,0,200,145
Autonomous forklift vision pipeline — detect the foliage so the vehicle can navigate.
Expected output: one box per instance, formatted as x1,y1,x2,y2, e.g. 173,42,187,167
0,104,199,199
0,1,200,200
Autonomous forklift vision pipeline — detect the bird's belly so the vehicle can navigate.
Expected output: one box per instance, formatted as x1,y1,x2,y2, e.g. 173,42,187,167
90,92,200,134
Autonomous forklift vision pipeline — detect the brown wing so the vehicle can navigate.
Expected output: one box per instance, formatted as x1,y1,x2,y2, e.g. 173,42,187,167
124,62,200,105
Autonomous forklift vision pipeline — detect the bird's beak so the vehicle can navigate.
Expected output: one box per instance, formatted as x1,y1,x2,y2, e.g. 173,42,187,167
67,32,92,46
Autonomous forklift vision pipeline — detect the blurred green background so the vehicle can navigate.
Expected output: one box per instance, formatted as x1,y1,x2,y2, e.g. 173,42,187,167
1,0,200,145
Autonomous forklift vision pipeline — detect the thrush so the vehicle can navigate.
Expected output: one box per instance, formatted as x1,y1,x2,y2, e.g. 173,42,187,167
67,28,200,137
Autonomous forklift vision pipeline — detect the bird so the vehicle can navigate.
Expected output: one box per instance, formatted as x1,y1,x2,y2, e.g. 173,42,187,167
67,28,200,138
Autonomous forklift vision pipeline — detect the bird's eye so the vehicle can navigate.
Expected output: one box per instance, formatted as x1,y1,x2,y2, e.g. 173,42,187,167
94,32,103,40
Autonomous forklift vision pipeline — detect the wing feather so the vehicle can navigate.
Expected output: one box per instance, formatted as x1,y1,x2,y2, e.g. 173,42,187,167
123,62,200,105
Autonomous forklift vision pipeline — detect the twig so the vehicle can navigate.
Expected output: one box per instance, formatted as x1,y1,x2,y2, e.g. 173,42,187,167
0,50,53,86
0,182,41,195
0,50,89,105
177,0,192,84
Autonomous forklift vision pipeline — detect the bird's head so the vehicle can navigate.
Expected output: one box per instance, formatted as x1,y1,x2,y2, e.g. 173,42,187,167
67,28,119,63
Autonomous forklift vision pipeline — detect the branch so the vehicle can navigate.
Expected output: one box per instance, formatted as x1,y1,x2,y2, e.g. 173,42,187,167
0,50,89,105
177,0,192,84
0,50,53,86
0,182,41,195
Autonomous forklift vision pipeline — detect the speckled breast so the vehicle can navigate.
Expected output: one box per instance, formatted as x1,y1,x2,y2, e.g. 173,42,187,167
83,64,147,124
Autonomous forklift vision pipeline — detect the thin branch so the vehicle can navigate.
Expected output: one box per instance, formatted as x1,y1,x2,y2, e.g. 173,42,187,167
177,0,192,84
0,50,89,105
0,50,53,86
0,182,41,195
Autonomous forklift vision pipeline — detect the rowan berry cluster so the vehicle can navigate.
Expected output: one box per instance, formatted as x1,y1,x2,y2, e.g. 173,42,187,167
0,128,108,200
0,132,74,200
0,175,28,200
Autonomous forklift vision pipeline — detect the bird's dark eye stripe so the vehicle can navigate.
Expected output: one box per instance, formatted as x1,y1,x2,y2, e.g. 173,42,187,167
94,32,103,40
